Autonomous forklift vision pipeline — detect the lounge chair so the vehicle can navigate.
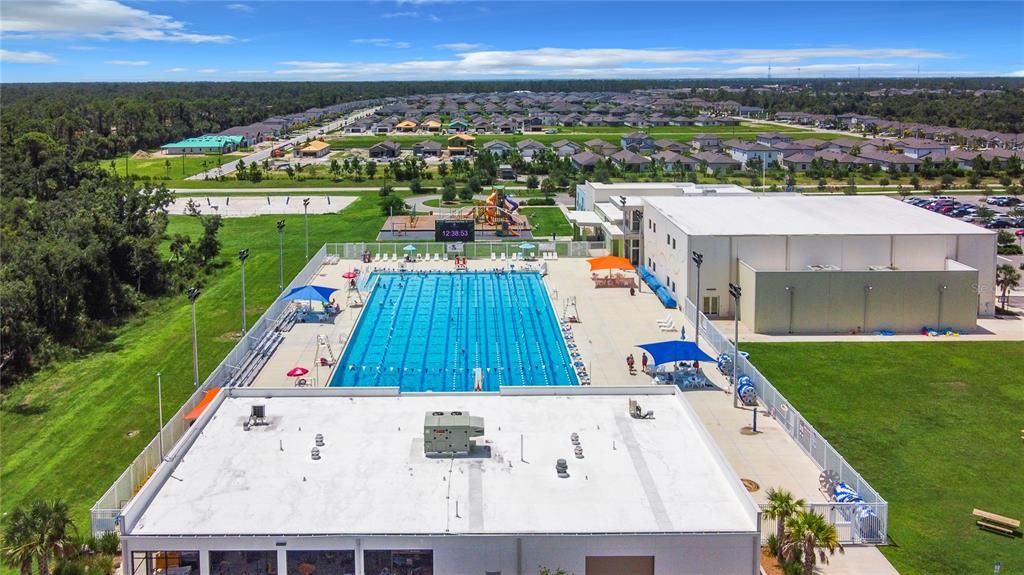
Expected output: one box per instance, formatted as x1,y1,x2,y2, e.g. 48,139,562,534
659,320,676,332
656,315,673,326
443,253,449,261
491,253,497,261
500,253,507,261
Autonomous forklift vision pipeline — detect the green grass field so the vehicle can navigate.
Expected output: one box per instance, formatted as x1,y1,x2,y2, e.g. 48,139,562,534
104,154,240,179
743,342,1024,575
0,197,386,535
520,206,572,237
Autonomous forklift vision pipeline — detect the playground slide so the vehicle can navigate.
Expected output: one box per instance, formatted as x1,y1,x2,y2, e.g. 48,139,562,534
504,195,520,212
484,191,499,223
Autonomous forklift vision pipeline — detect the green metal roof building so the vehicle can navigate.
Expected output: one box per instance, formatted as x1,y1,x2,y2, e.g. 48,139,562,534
160,135,244,154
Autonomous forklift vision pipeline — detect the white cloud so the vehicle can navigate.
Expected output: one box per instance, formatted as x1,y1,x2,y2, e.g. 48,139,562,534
69,45,99,51
274,45,953,80
198,68,218,74
1008,70,1024,77
225,3,254,13
167,67,187,72
106,59,149,66
436,42,483,51
229,69,267,74
0,49,56,63
351,38,410,48
1,0,234,43
382,11,418,18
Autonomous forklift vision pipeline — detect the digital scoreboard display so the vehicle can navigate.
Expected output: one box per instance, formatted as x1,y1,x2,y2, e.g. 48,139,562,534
435,220,475,242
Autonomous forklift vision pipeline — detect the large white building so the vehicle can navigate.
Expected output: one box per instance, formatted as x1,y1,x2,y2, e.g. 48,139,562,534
120,388,761,575
641,195,996,334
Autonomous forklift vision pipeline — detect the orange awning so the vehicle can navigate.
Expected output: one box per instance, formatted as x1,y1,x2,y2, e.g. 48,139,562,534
587,255,635,272
183,388,222,422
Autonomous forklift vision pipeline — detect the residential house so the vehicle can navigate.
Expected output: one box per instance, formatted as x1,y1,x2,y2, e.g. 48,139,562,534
692,115,720,126
369,141,401,159
756,133,794,147
517,139,547,159
481,140,513,157
521,117,545,132
422,118,443,133
447,134,476,157
723,139,781,167
550,139,582,157
395,119,419,133
571,151,602,171
447,119,469,133
670,116,695,126
652,150,697,172
412,140,443,158
779,151,816,172
792,138,828,150
690,134,722,150
822,138,863,154
813,150,870,169
857,149,921,172
691,151,741,173
654,139,689,154
373,122,394,135
737,105,764,118
610,149,652,172
298,140,331,158
620,131,655,153
893,138,950,159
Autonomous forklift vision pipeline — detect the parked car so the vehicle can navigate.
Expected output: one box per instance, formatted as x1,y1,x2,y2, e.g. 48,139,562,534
986,218,1015,229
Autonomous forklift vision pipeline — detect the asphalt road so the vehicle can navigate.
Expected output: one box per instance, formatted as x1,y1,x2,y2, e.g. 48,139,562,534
185,106,380,181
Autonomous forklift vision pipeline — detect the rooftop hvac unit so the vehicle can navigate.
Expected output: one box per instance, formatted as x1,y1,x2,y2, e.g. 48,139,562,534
423,411,484,456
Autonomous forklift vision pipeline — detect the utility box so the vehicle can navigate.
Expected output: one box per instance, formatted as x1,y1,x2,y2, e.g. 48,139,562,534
423,411,484,455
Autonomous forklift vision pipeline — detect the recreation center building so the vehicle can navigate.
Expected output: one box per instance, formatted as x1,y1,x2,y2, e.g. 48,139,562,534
639,195,996,334
118,388,761,575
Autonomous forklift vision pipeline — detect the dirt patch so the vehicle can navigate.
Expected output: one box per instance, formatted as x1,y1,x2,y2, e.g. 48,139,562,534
125,429,140,438
760,548,786,575
945,381,969,392
216,331,243,342
130,150,151,160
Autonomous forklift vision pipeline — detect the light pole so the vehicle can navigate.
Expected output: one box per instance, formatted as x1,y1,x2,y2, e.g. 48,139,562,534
277,220,286,291
187,287,201,388
303,198,311,260
691,251,703,348
156,372,164,458
937,284,947,331
728,282,742,408
239,249,249,335
863,285,873,333
786,286,794,334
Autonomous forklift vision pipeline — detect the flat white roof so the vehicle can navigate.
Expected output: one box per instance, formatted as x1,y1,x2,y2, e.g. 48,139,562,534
586,182,754,195
595,202,623,221
127,392,757,536
645,195,994,237
566,210,604,226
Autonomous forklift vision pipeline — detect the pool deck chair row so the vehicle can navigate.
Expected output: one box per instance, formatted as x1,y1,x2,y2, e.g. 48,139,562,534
973,508,1021,537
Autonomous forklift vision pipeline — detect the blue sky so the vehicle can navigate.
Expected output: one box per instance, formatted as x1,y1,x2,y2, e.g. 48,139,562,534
1,1,1022,82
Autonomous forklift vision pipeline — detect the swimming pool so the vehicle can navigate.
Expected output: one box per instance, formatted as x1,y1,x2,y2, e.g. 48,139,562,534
331,272,578,391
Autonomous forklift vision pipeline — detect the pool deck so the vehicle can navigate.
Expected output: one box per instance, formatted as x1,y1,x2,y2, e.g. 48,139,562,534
249,255,896,574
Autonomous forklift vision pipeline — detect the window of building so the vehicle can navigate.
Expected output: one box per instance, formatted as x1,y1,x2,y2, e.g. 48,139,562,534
131,552,201,575
703,295,720,316
672,238,676,250
287,551,356,575
363,550,433,575
666,233,670,245
208,552,276,575
653,222,657,233
652,261,657,271
647,219,651,229
672,280,676,291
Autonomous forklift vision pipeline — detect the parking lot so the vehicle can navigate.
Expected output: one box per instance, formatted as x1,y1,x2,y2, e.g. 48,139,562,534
902,194,1023,233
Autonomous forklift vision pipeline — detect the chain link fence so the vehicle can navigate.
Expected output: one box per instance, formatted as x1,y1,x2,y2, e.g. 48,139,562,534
326,240,595,259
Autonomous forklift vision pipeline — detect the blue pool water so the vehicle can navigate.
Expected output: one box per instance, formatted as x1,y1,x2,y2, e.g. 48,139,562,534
331,272,578,391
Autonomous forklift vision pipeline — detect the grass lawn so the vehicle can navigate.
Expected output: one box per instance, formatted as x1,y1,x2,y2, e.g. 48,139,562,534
520,206,572,237
743,341,1024,575
421,198,479,208
0,196,387,536
103,154,240,179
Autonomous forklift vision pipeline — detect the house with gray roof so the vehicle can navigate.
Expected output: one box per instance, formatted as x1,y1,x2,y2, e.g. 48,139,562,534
481,140,513,157
550,139,582,157
691,151,741,173
724,139,781,167
571,151,602,171
652,151,698,172
517,139,547,159
412,140,443,157
369,141,402,159
620,131,655,153
610,149,652,171
690,134,722,150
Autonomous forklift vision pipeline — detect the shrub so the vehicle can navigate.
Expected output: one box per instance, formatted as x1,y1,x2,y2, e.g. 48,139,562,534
526,198,556,206
97,531,120,555
998,244,1023,255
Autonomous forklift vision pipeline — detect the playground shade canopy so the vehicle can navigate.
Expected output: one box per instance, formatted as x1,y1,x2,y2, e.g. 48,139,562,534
588,255,635,272
183,388,222,422
636,340,715,366
281,285,338,303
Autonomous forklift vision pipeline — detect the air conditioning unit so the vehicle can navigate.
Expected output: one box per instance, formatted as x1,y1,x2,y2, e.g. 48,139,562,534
423,411,485,455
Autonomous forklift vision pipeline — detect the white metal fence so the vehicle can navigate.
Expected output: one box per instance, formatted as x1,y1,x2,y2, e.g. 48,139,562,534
683,299,888,545
326,240,595,259
89,246,330,535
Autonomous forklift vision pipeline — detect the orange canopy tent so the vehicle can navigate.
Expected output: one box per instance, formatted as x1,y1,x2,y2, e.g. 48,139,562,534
587,255,635,272
183,387,222,422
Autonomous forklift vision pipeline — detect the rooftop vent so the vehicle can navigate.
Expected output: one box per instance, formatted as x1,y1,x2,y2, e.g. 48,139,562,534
423,411,484,456
556,458,569,478
311,447,321,461
243,404,269,431
314,433,324,447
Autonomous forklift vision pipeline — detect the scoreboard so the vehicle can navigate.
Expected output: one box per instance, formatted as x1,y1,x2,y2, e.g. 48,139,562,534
435,220,475,242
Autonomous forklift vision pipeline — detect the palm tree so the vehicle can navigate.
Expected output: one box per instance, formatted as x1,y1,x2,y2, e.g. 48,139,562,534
996,264,1021,310
1,506,36,575
783,510,843,575
764,488,804,553
31,499,78,575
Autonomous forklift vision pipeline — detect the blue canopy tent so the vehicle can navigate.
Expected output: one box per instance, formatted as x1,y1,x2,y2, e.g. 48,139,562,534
281,285,338,304
636,340,715,366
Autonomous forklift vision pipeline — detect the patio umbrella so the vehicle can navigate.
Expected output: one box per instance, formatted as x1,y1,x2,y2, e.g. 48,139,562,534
286,366,309,377
341,271,358,279
403,244,417,252
588,255,634,273
281,285,337,304
518,242,536,250
1016,229,1024,237
635,340,716,366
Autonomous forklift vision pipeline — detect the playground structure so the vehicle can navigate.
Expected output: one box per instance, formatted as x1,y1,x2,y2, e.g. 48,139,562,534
459,186,526,237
